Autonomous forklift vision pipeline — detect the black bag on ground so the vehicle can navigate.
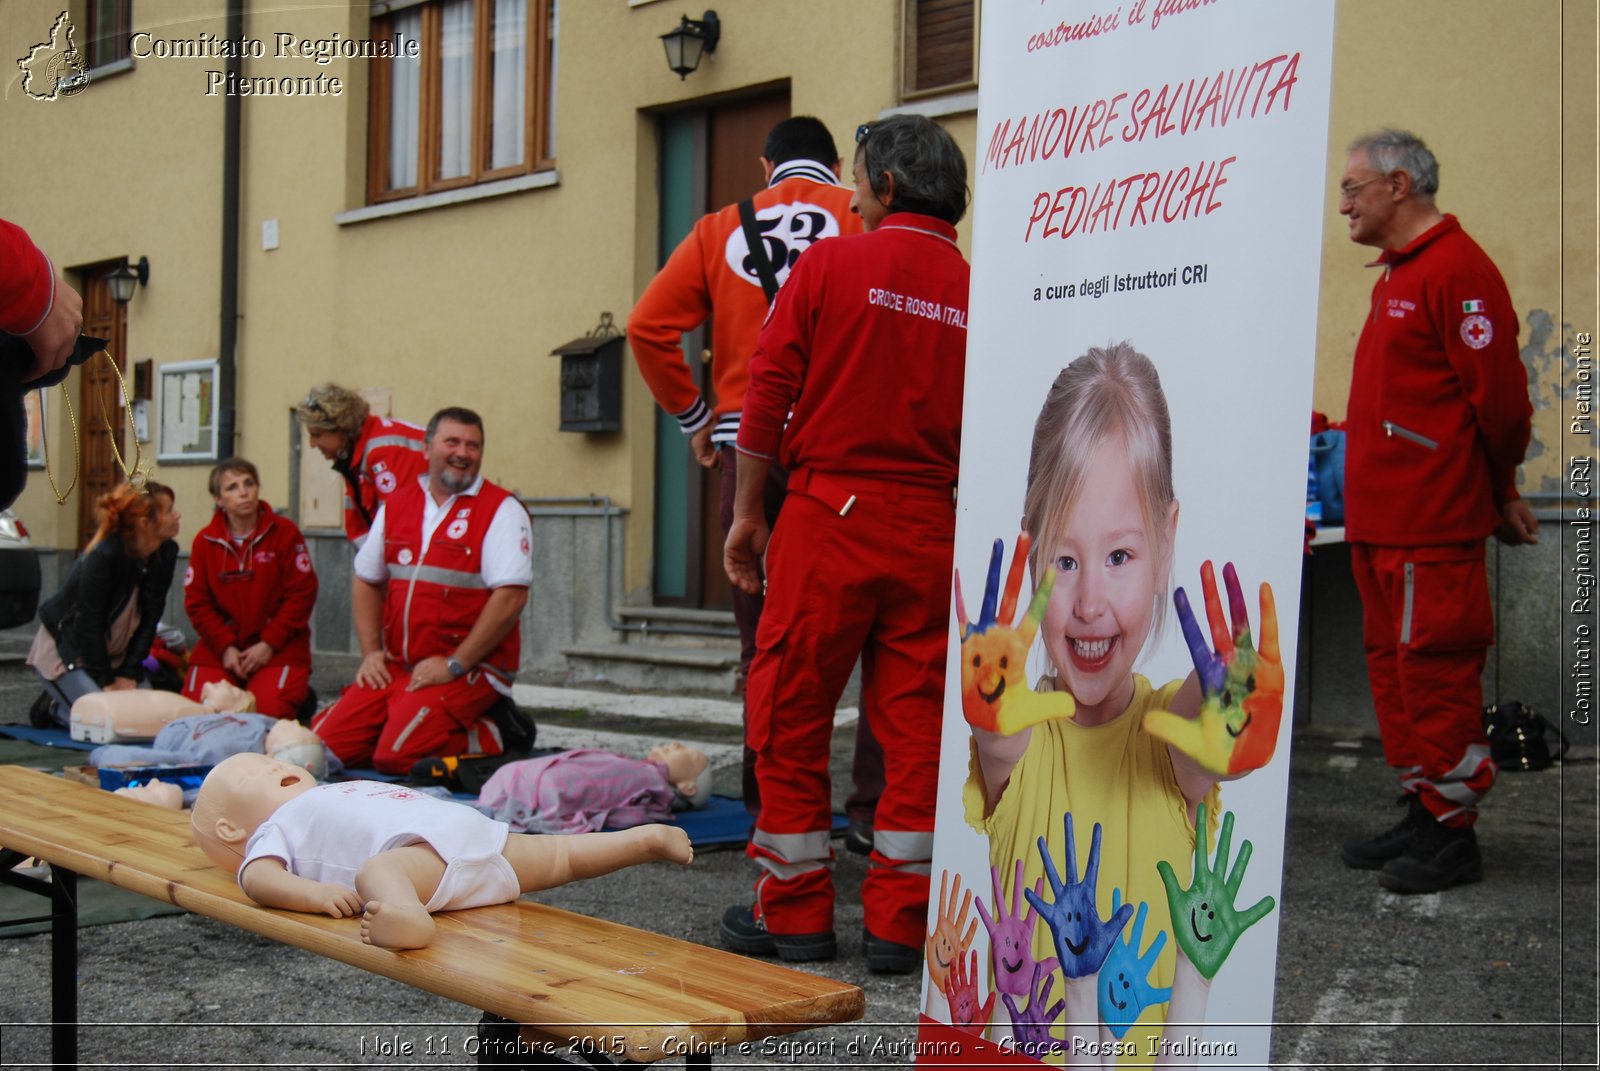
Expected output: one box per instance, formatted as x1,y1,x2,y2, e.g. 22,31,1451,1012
1483,701,1568,772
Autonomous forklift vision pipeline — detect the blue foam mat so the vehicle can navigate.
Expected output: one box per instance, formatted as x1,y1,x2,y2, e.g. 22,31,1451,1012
0,724,94,750
0,727,845,849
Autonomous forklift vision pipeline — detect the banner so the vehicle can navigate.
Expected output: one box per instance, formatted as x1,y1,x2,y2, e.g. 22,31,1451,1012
919,1,1335,1065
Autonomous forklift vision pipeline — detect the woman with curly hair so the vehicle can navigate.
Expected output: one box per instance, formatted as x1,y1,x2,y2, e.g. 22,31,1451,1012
294,383,427,548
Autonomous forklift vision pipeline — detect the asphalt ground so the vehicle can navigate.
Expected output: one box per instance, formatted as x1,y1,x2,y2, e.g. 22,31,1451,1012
0,639,1594,1070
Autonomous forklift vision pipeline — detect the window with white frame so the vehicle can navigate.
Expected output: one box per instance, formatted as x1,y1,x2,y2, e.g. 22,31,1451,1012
368,0,556,202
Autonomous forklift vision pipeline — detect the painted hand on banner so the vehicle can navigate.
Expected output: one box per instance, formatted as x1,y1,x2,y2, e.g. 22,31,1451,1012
1097,889,1172,1038
927,869,978,992
976,860,1059,997
943,948,996,1034
1000,964,1067,1060
1143,561,1284,775
1157,802,1275,981
955,535,1076,736
1025,813,1133,979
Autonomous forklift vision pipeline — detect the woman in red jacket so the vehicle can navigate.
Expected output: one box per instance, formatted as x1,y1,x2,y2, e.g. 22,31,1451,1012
183,458,318,718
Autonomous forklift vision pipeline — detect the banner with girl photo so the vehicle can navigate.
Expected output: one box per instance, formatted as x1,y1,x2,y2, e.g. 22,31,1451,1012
917,1,1335,1066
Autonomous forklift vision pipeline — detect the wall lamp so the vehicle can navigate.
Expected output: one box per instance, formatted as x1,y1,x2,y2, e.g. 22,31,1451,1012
660,10,719,79
107,256,149,306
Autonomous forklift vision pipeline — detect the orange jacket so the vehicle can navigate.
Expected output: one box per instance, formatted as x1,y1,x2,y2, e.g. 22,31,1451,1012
627,161,860,442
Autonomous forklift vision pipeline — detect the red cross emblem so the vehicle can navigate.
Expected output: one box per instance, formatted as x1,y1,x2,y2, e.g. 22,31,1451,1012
1461,314,1493,350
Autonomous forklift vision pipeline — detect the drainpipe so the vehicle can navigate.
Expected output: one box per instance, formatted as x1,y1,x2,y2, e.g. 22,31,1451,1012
217,1,243,459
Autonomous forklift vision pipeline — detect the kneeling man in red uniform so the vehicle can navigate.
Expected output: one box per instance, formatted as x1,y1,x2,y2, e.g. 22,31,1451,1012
313,407,532,775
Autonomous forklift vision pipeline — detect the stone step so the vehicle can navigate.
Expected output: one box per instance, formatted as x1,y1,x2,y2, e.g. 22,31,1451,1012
613,606,740,646
559,642,740,696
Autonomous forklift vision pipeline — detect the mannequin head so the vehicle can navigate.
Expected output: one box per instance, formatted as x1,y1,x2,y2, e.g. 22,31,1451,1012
266,719,328,779
191,752,317,873
115,779,183,809
648,742,712,809
200,680,256,714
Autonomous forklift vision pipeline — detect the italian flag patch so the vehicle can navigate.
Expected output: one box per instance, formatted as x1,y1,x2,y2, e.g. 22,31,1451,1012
1462,299,1485,313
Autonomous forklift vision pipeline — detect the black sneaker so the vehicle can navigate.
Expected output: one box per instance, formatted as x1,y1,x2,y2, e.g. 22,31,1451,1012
845,820,873,856
27,690,56,729
1341,794,1431,870
863,928,922,974
719,905,836,962
486,697,537,755
1379,820,1482,894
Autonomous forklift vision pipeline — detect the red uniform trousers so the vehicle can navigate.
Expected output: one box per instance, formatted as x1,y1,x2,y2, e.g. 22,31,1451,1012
1352,541,1497,826
182,661,310,720
311,666,504,775
718,452,885,822
745,473,952,948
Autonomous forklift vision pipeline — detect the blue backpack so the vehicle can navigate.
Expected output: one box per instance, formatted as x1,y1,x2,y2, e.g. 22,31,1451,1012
1310,429,1346,525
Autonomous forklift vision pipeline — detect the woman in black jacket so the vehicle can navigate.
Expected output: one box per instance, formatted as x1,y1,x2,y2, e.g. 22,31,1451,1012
27,480,182,726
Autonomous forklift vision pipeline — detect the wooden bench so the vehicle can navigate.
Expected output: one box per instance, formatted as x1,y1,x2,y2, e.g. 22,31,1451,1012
0,765,864,1068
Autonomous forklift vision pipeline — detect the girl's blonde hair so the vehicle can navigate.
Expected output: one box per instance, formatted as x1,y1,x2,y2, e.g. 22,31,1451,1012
1023,342,1176,649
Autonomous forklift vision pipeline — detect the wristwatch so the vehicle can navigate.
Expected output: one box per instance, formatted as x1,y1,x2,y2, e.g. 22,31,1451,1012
446,657,466,678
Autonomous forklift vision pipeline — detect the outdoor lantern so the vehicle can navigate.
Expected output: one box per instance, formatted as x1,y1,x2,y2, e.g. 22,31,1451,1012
107,257,149,306
660,10,719,79
551,312,625,433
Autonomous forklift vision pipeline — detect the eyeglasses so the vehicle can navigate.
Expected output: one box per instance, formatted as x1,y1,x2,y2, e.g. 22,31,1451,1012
300,393,326,416
1338,175,1388,202
855,123,872,144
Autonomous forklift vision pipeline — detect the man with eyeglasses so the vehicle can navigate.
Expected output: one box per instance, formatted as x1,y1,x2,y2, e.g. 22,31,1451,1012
294,382,427,549
627,116,879,840
1336,129,1536,895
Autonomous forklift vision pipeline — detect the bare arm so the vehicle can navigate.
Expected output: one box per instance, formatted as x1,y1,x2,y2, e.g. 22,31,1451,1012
239,857,364,918
352,575,390,688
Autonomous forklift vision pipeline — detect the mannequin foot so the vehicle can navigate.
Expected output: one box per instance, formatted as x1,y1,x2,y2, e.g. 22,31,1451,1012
640,824,694,865
360,899,437,949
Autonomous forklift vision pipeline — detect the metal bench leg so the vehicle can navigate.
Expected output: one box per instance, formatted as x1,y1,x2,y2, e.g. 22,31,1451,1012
52,864,79,1069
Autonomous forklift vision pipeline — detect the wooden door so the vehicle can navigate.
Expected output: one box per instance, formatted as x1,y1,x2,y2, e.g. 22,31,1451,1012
650,89,789,609
696,94,790,611
77,266,128,547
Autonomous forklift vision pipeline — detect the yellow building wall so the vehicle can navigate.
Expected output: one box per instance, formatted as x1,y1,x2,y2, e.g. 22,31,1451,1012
7,0,1589,600
3,0,231,547
1319,0,1595,497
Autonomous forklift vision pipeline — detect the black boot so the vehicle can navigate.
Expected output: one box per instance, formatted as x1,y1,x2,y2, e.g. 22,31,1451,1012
1380,819,1482,894
1340,794,1431,869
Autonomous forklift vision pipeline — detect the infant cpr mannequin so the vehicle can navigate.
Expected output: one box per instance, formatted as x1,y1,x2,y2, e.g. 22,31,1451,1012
71,680,258,744
191,752,694,949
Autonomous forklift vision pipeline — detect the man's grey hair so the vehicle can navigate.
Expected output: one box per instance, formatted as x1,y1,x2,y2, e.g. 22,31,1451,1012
857,114,969,225
1349,129,1439,197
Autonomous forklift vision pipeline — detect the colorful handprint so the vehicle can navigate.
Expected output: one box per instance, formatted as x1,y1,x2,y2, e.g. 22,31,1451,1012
926,869,977,992
944,948,996,1035
975,859,1059,997
1000,963,1066,1060
1143,560,1284,775
1156,802,1276,981
1023,813,1133,979
955,535,1076,736
1097,889,1172,1038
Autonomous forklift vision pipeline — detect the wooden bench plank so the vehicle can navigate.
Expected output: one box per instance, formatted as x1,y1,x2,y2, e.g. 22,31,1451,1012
0,766,864,1063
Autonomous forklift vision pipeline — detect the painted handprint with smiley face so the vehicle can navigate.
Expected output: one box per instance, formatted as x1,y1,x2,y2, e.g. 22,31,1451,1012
1024,812,1133,979
975,859,1059,998
1157,802,1275,980
955,535,1076,736
926,869,977,993
1144,561,1284,776
1097,888,1172,1038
